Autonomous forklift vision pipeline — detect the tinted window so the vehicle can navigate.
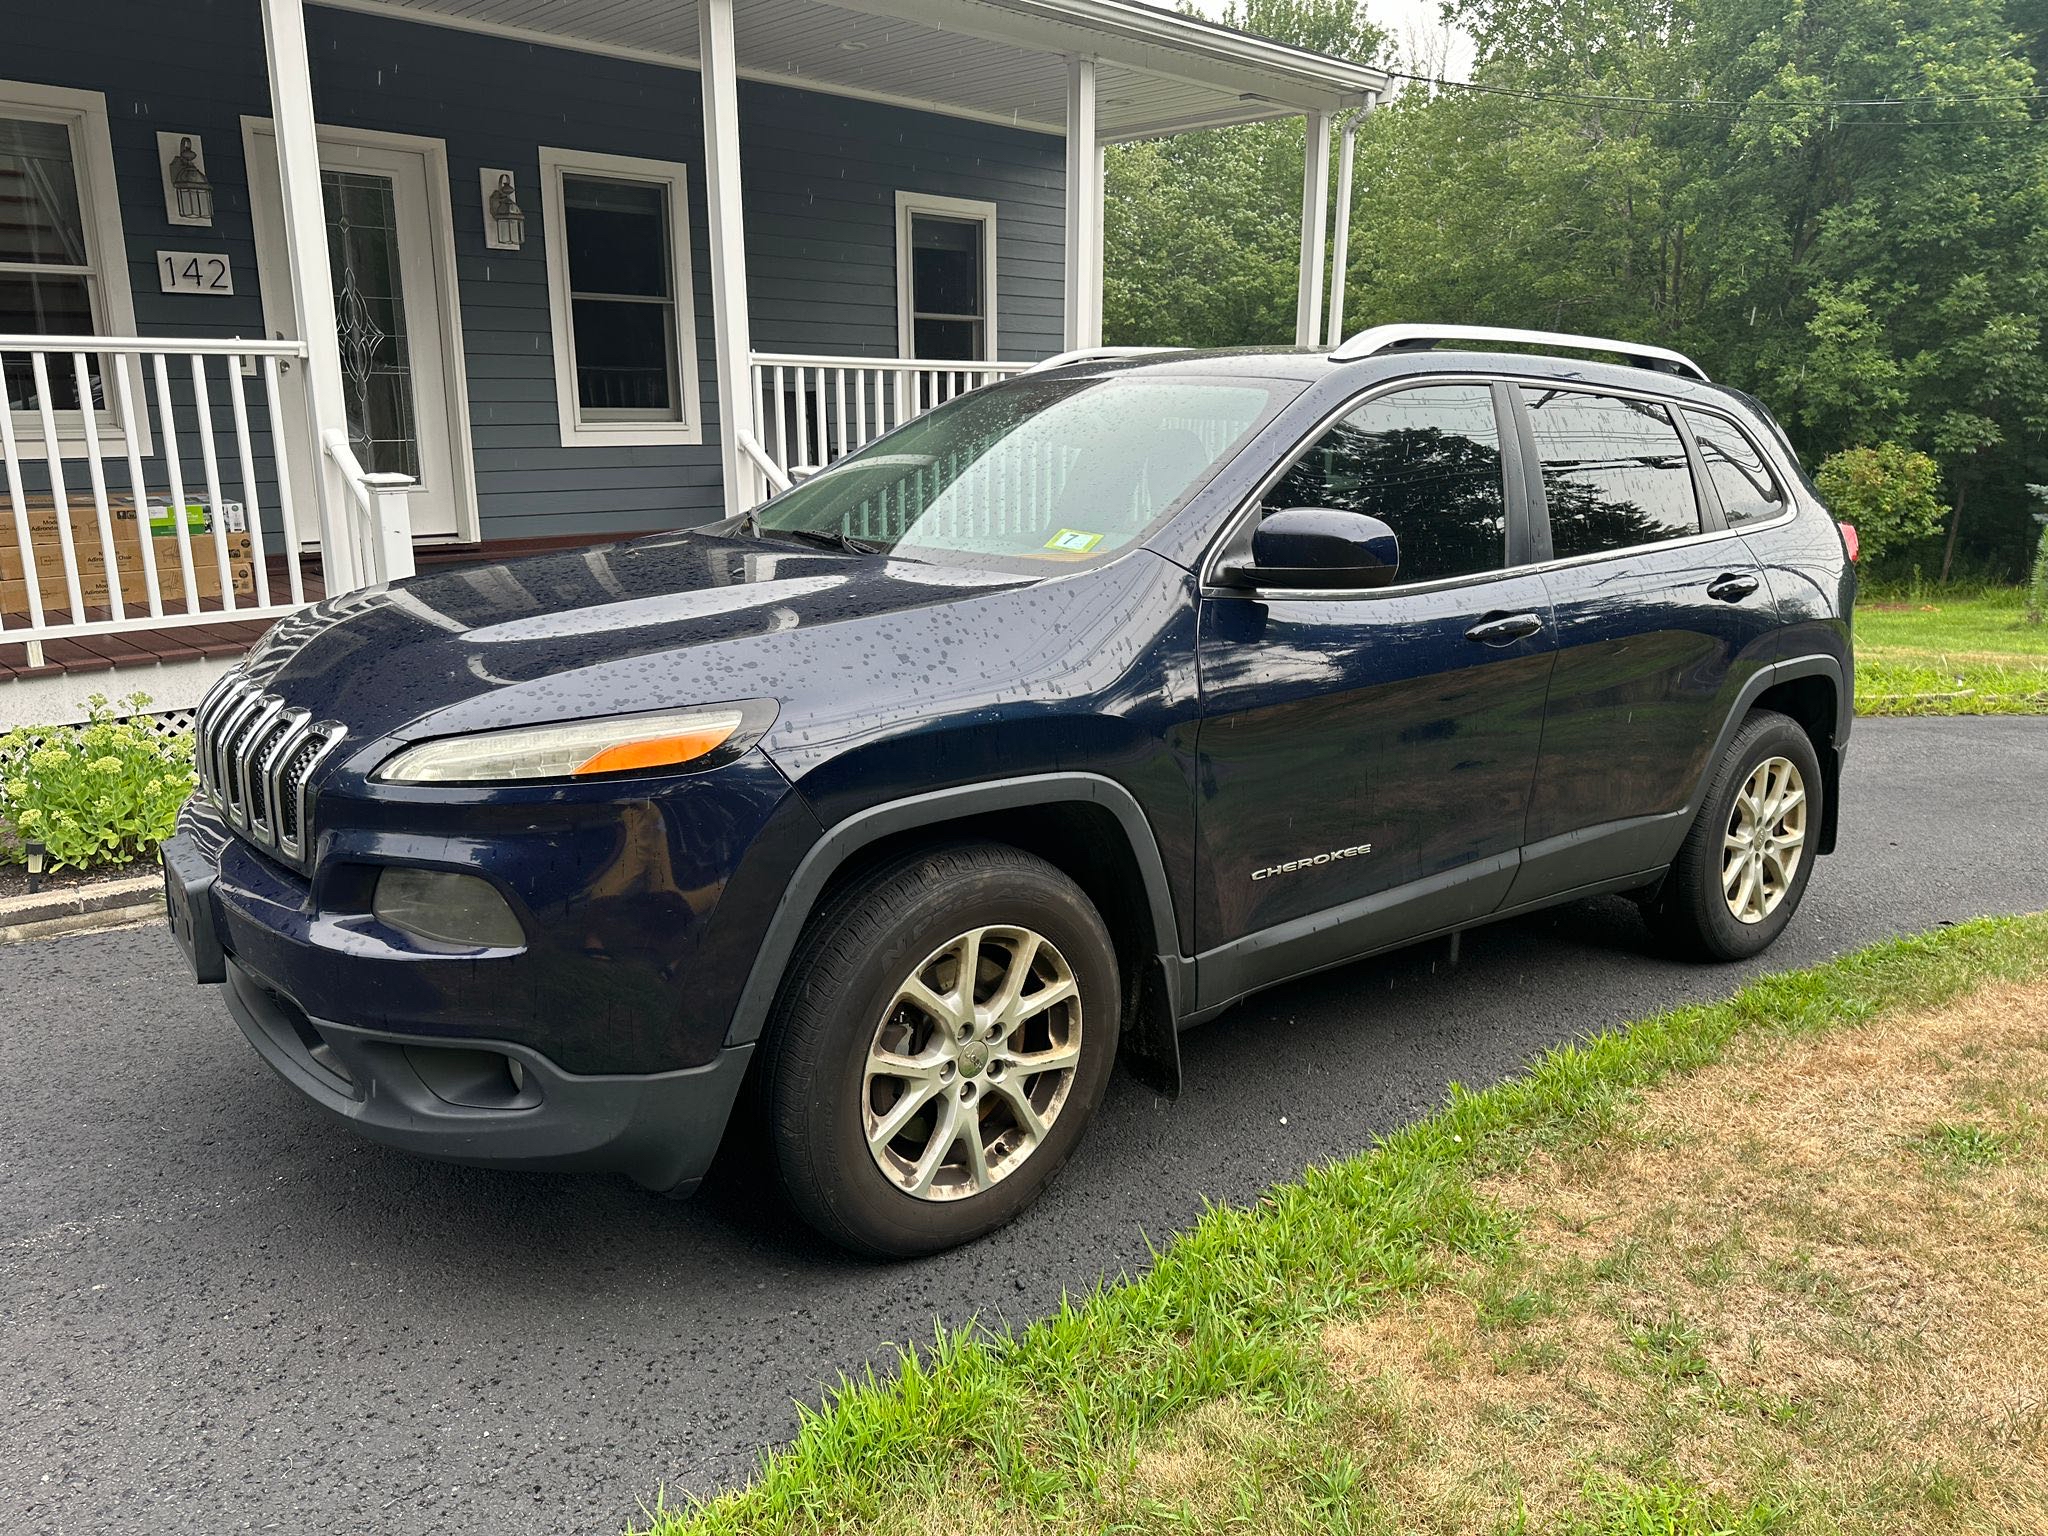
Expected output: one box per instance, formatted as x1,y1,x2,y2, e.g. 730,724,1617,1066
1684,409,1785,525
1262,384,1507,582
1524,389,1700,558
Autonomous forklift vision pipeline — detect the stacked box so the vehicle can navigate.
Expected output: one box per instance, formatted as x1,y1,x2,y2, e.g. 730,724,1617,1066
1,495,255,615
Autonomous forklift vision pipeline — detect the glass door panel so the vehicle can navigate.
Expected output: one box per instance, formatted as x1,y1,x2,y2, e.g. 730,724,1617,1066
322,168,421,480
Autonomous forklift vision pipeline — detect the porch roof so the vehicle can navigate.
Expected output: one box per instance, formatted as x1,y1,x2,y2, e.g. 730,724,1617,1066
315,0,1387,139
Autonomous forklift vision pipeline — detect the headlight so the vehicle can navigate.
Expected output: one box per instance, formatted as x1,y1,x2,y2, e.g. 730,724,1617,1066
374,704,770,785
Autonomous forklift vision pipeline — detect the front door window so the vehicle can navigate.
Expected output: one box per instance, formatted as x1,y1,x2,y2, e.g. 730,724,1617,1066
323,168,420,480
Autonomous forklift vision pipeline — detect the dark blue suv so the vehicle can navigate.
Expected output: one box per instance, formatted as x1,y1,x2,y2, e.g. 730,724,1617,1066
163,326,1854,1256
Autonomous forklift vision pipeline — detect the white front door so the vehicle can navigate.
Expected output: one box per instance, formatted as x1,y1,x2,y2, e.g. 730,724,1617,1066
246,127,469,542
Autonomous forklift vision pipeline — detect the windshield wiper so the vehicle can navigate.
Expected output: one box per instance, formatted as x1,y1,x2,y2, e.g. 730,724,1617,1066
761,526,882,555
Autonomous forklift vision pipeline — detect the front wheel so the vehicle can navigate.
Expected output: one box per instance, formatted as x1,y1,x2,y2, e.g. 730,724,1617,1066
760,842,1120,1257
1646,708,1823,961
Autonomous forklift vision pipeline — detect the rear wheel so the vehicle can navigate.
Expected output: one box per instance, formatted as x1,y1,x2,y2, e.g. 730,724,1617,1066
760,842,1119,1257
1647,708,1822,961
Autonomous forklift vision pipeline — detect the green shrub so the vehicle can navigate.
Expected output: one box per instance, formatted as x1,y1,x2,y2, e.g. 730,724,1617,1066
1814,443,1948,564
0,693,195,872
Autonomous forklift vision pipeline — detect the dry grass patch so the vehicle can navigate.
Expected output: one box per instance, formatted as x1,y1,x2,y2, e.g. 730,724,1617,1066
647,919,2048,1536
1319,979,2048,1535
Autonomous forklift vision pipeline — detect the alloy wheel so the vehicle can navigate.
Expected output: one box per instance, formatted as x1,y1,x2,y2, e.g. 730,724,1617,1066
861,925,1083,1201
1722,755,1807,924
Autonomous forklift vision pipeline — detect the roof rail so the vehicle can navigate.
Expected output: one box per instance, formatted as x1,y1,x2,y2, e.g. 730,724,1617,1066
1029,345,1182,371
1329,323,1709,382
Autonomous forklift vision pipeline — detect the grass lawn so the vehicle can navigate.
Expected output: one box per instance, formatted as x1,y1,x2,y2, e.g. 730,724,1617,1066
1855,587,2048,716
640,913,2048,1536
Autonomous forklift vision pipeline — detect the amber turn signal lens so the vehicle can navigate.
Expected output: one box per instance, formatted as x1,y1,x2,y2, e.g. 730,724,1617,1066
572,723,738,776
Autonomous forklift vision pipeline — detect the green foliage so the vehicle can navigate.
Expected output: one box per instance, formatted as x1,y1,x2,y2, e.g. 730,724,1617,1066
1108,0,2048,575
1104,0,1385,349
1913,1119,2012,1169
0,693,195,872
1813,443,1947,562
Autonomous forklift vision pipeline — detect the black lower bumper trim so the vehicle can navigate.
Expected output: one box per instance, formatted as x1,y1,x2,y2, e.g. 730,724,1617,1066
222,959,750,1195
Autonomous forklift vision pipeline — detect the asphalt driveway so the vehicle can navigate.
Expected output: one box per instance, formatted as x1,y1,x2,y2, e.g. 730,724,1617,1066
5,716,2046,1535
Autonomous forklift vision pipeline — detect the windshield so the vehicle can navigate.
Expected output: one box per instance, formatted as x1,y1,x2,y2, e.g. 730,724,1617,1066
751,374,1291,566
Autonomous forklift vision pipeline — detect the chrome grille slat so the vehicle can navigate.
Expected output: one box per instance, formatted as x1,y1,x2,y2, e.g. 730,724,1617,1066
232,698,286,822
257,712,314,842
192,671,344,871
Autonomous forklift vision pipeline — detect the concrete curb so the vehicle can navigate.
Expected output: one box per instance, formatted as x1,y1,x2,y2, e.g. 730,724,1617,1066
0,873,163,945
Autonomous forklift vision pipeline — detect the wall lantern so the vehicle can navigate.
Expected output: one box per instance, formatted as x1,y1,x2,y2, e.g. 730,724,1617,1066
159,133,214,227
480,168,525,251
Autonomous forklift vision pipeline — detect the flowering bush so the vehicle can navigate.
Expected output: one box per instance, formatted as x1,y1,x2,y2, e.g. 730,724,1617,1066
0,693,195,872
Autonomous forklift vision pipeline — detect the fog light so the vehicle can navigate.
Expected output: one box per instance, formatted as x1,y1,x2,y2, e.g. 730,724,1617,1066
373,867,524,950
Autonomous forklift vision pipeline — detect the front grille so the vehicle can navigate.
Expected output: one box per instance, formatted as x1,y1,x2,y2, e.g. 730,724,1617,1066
193,672,346,871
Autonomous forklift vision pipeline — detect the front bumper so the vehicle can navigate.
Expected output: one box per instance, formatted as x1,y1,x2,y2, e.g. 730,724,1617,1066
166,802,762,1195
221,956,752,1194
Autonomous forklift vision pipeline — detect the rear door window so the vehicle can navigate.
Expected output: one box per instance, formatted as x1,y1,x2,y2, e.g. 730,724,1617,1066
1521,388,1700,559
1261,383,1508,583
1683,409,1786,525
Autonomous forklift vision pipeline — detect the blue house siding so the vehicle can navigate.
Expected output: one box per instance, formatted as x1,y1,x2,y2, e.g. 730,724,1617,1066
6,0,1067,543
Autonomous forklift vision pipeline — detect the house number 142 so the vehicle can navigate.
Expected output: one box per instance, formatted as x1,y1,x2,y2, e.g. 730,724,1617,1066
158,251,234,295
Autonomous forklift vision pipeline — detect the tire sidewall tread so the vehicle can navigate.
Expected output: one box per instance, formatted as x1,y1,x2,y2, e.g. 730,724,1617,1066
1653,708,1823,961
760,841,1120,1257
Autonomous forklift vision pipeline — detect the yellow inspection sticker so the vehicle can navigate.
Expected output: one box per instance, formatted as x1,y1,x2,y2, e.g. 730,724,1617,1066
1044,528,1104,553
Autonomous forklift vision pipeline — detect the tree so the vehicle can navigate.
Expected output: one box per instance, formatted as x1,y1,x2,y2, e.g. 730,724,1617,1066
1104,0,1385,348
1107,0,2048,577
1813,444,1948,563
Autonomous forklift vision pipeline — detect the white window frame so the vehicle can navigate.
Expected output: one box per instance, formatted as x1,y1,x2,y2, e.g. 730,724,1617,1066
538,146,702,448
1,79,149,459
895,191,998,362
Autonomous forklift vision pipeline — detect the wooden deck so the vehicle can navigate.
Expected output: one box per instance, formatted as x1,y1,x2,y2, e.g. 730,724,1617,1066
0,531,655,685
0,556,325,683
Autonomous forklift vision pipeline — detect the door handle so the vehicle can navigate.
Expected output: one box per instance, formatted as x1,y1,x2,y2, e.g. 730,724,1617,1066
1465,611,1545,646
1707,572,1760,602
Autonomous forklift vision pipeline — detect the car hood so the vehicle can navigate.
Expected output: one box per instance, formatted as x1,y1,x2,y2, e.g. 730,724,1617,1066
239,529,1036,742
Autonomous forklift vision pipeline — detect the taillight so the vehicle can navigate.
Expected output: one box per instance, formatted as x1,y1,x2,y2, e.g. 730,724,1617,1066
1838,521,1859,562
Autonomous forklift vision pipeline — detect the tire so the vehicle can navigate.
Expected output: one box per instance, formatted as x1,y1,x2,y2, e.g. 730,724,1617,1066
759,841,1120,1257
1647,708,1823,962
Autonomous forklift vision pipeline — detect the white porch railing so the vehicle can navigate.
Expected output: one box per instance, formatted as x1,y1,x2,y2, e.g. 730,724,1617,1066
1,335,408,668
747,352,1030,482
322,430,416,588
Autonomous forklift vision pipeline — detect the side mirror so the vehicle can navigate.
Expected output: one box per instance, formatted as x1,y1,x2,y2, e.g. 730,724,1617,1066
1230,507,1400,590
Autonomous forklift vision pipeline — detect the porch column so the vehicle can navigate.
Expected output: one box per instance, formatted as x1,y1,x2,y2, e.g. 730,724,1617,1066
1323,109,1358,348
1294,110,1332,348
699,0,760,516
259,0,357,592
1063,57,1103,351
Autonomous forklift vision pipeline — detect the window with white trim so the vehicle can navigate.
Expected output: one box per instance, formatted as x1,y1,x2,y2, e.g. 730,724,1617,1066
539,147,701,448
0,80,143,453
896,192,996,361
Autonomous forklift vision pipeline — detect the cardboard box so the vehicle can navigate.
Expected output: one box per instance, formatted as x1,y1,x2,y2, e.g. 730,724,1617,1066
1,494,255,616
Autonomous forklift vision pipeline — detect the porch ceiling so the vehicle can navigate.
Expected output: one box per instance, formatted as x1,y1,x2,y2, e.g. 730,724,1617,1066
314,0,1386,139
